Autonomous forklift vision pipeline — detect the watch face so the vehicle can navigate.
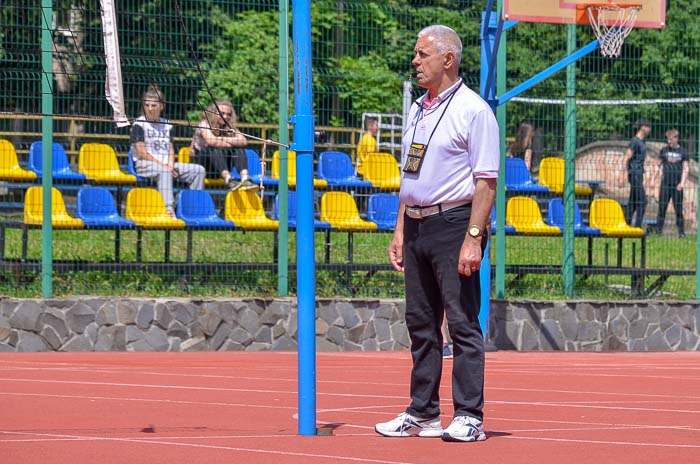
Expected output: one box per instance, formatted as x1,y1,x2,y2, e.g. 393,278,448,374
469,226,482,237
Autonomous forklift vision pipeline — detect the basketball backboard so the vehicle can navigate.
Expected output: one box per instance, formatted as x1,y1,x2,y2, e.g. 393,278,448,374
503,1,666,29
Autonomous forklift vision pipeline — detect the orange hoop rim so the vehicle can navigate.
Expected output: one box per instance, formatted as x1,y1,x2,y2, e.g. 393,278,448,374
575,2,642,25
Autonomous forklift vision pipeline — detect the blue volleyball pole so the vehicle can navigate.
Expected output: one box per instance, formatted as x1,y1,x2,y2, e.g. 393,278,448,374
292,0,317,436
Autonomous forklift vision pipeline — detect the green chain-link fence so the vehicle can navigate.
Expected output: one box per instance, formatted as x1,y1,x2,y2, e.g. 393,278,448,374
1,1,698,299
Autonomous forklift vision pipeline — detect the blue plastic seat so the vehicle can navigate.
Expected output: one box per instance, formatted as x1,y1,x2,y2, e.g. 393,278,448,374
29,141,87,182
491,206,516,234
505,157,549,194
176,190,235,229
127,148,155,185
317,151,373,188
246,149,279,187
547,197,601,236
76,187,135,228
367,193,399,230
274,191,330,230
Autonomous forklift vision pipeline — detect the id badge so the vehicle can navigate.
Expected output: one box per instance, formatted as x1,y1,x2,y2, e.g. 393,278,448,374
403,143,426,173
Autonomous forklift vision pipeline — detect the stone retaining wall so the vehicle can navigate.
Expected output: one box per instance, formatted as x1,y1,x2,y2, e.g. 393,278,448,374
1,297,698,352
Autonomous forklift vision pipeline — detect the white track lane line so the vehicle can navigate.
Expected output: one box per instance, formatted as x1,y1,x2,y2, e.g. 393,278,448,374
0,430,419,464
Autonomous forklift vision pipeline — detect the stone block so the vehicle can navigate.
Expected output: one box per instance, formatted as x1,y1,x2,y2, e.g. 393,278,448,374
210,322,231,351
629,318,649,339
259,303,287,325
362,320,377,341
520,321,540,350
136,303,155,329
287,308,298,338
197,308,223,336
66,303,96,334
538,319,564,350
318,303,340,325
126,326,146,344
167,320,189,340
171,303,195,325
127,339,154,352
602,335,627,350
0,342,14,352
373,302,396,320
145,326,169,351
95,303,119,326
326,326,345,346
38,310,68,340
255,325,272,344
379,339,394,350
390,321,410,348
664,324,682,349
644,328,670,350
168,337,181,352
361,338,378,351
16,331,49,352
558,307,579,341
374,318,391,344
338,302,361,328
60,334,93,352
230,327,252,346
346,324,366,344
247,342,268,351
316,338,340,351
272,319,286,339
85,322,99,344
219,339,245,351
271,335,297,350
238,307,260,334
343,340,363,351
117,301,138,325
9,300,43,331
181,336,208,351
0,300,18,318
95,325,126,351
40,325,63,350
610,314,630,340
0,315,11,341
153,303,173,329
315,318,329,336
576,321,603,342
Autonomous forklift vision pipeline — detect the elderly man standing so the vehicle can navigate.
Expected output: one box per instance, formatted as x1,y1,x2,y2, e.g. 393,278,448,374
374,25,499,442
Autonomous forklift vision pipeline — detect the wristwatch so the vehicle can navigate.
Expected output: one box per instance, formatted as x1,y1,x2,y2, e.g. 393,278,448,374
468,225,483,238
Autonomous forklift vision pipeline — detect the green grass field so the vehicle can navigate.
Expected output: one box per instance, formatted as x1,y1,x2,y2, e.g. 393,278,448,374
0,225,696,300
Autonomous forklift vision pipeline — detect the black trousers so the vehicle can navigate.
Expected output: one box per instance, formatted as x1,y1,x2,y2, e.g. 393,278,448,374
403,204,485,421
656,174,684,234
625,172,647,228
193,147,248,178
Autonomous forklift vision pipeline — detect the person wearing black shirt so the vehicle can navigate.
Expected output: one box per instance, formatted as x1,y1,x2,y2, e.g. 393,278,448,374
651,128,689,237
618,119,651,228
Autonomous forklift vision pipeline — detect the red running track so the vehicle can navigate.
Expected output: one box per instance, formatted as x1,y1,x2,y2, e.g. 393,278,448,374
1,351,699,464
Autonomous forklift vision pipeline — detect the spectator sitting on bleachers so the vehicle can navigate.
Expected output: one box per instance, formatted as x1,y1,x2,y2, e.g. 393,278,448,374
130,85,205,219
356,116,378,177
190,99,258,192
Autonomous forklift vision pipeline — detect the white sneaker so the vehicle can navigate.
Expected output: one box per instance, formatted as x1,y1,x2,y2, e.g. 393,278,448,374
375,412,442,438
441,415,486,442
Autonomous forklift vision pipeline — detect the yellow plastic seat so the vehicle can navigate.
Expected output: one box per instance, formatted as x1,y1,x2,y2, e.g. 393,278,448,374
361,152,401,190
271,150,328,189
589,198,644,237
125,188,185,229
224,190,279,231
320,191,378,231
78,143,136,185
538,157,593,196
24,186,83,228
506,196,560,235
0,139,38,181
178,146,225,188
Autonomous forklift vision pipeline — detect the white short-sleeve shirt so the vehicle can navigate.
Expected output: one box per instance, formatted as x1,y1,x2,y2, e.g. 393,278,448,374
400,79,500,207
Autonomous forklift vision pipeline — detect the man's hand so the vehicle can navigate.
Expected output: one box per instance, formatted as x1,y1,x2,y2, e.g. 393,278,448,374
388,232,404,273
458,236,482,277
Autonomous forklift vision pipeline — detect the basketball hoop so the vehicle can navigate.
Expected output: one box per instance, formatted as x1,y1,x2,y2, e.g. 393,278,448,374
582,3,642,57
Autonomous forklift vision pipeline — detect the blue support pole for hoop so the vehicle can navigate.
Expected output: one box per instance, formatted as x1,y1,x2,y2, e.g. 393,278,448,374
291,0,316,436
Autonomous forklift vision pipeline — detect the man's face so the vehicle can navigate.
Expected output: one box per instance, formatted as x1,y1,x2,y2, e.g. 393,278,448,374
667,133,679,146
412,35,445,91
143,99,163,121
641,124,651,137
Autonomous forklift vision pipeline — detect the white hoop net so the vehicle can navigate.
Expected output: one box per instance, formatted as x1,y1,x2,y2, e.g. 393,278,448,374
586,3,641,57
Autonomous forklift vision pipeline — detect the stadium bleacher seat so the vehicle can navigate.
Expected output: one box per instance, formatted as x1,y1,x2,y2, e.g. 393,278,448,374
24,186,83,228
317,151,373,189
589,198,644,237
360,152,401,190
506,196,560,235
538,157,593,196
76,187,135,228
176,190,235,229
271,150,328,189
274,191,330,230
125,187,185,229
367,192,399,231
505,157,549,194
0,139,37,182
320,191,377,231
547,197,600,236
28,141,87,182
78,143,136,185
224,190,278,231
